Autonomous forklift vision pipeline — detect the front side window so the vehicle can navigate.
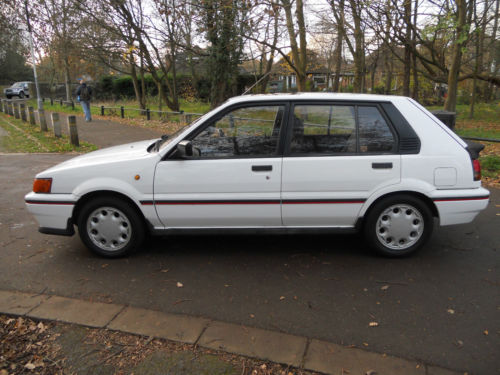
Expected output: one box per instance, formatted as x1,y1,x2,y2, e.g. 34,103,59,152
290,105,356,154
190,105,284,158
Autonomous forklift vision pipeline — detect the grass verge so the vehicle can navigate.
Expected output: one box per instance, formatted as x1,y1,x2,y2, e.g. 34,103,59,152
0,112,97,153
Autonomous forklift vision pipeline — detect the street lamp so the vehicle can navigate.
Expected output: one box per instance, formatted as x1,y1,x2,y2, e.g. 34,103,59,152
24,0,43,110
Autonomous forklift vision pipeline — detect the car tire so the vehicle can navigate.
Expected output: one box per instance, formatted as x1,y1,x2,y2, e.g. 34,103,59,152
18,92,25,98
77,197,145,258
6,95,11,99
363,194,433,257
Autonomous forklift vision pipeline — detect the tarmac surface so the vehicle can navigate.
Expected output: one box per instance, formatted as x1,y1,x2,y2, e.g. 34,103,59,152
0,112,499,374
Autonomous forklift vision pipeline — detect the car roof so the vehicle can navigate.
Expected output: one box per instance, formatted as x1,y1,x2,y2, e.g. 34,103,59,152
225,92,405,104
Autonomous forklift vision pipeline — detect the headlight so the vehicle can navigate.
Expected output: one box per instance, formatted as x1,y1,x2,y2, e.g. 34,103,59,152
33,178,52,193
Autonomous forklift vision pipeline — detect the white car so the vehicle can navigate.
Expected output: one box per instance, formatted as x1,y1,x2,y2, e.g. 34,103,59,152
25,93,489,257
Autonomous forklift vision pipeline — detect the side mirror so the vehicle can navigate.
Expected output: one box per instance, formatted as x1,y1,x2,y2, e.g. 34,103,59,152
177,140,193,158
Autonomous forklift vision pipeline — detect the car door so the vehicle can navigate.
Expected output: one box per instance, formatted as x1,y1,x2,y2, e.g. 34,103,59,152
153,103,287,228
281,102,401,227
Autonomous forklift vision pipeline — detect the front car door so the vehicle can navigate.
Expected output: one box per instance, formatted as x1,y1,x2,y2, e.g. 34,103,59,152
281,101,401,227
153,102,287,228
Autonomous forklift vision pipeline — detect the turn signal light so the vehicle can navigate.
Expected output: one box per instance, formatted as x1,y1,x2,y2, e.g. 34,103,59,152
472,159,481,181
33,178,52,193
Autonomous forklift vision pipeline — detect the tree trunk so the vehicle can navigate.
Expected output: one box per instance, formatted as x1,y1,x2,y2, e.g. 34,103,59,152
129,56,142,109
411,0,419,99
63,57,71,101
350,0,364,92
469,0,487,118
281,0,307,92
402,0,411,96
444,0,468,112
140,56,146,110
332,3,343,92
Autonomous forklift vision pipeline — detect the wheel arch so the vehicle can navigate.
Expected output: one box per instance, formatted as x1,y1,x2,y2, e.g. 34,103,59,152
72,190,148,226
358,190,439,229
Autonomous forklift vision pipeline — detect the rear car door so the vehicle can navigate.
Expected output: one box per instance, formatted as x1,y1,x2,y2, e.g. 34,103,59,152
281,102,401,227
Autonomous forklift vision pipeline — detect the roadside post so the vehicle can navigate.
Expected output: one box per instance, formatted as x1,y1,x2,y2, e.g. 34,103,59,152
67,116,79,146
14,102,20,119
38,109,48,131
51,113,61,138
20,103,27,122
0,99,4,113
28,106,36,125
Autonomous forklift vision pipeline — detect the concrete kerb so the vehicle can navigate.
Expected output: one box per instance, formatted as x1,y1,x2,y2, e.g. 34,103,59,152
0,289,462,375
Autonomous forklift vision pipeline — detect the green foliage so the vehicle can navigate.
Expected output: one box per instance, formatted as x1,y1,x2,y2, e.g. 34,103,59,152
480,155,500,178
372,85,385,94
0,41,32,84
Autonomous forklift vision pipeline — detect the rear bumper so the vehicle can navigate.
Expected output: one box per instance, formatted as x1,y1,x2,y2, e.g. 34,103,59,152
431,187,490,226
25,192,76,236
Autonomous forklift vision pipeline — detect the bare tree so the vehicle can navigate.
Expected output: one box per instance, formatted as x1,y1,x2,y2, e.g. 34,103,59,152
280,0,308,91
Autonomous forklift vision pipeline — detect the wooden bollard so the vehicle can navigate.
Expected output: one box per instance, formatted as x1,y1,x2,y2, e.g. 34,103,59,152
67,115,79,146
7,102,13,116
20,103,27,122
0,100,4,113
28,106,35,125
38,109,48,131
13,103,20,119
51,113,61,138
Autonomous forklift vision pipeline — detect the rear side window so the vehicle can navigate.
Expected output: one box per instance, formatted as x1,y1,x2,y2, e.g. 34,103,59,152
289,104,396,155
358,106,395,153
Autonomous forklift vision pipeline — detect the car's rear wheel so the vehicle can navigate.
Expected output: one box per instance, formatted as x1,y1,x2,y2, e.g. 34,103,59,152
363,194,433,257
18,92,25,98
77,197,145,257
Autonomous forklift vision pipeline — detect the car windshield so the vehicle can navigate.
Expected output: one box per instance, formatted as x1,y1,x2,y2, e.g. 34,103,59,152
12,82,24,88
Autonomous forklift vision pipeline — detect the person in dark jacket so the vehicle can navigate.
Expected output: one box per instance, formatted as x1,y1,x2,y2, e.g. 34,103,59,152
76,78,92,122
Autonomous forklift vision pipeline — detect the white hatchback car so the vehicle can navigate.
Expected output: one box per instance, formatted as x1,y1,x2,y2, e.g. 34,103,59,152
25,93,489,257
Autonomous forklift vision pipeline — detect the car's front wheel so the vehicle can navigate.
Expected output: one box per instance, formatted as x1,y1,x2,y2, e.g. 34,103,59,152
77,197,145,257
18,92,25,98
363,194,433,257
6,95,11,99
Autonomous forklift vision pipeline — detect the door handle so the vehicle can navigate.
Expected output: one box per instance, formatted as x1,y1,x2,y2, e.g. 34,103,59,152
252,165,272,172
372,162,393,169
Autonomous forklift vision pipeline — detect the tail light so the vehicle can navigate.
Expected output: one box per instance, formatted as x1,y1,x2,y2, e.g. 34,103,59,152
472,159,481,181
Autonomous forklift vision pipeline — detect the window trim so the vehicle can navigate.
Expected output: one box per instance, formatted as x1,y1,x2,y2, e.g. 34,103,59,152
167,101,290,160
284,101,399,157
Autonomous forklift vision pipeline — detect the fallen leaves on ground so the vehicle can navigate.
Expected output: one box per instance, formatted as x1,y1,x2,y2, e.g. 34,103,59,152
1,314,321,375
0,316,63,374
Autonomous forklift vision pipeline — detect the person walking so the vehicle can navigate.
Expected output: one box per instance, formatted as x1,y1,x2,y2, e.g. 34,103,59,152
76,78,92,122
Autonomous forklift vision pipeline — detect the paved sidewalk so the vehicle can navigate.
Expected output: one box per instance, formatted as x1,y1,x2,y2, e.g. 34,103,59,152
0,289,460,375
41,111,163,148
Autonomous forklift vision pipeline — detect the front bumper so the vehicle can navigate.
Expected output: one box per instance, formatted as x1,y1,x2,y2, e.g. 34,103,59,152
430,187,490,226
25,192,77,236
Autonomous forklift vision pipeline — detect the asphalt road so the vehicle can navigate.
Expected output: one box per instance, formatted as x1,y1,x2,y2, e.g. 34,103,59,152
1,153,499,375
